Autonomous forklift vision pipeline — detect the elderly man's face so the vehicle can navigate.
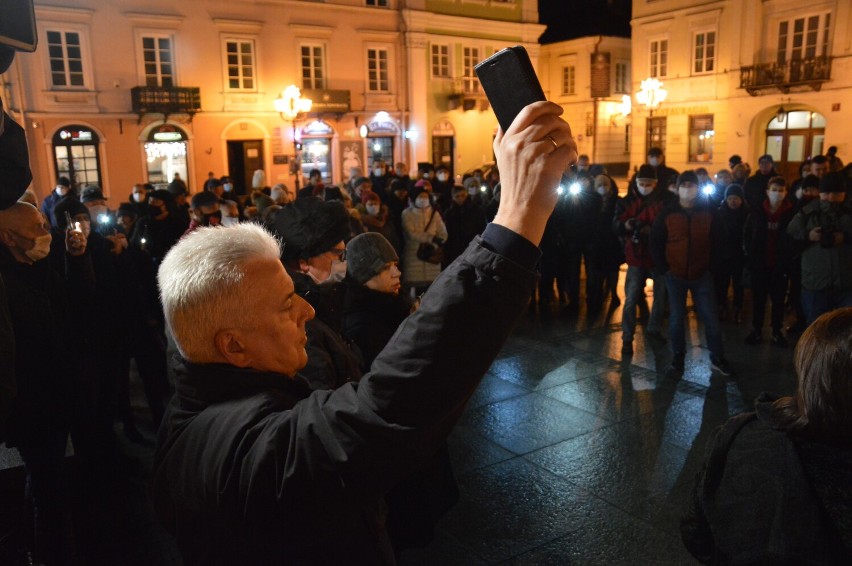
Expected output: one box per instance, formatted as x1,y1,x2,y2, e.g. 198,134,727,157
240,259,314,376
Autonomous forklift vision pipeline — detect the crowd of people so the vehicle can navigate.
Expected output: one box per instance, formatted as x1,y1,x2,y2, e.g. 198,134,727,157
2,97,851,561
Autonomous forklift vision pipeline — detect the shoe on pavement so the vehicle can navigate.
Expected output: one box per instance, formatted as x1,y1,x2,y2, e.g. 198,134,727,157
744,330,761,345
665,352,685,378
710,356,733,376
771,332,789,348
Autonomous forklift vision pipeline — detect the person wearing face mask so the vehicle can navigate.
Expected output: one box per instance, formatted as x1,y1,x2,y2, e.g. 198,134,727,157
627,147,679,198
787,172,852,324
786,174,823,333
133,189,187,266
356,190,400,254
0,202,91,565
743,177,797,347
651,171,733,377
393,161,413,192
269,197,363,389
401,185,447,297
442,184,487,269
185,190,222,236
221,175,235,195
369,159,391,199
41,176,73,228
614,164,676,355
743,154,779,210
713,184,748,324
432,165,454,212
593,175,624,310
80,185,118,237
562,172,605,313
126,183,152,219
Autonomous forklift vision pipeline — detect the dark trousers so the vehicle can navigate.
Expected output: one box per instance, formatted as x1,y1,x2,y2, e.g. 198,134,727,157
750,268,788,333
714,256,744,310
116,330,169,430
567,241,601,310
17,431,71,565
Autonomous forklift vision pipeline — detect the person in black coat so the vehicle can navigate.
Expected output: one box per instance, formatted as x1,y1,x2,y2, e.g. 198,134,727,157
562,173,604,312
441,185,487,269
682,307,852,563
714,184,748,322
134,189,187,266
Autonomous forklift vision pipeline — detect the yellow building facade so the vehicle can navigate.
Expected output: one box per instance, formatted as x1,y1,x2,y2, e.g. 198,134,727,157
2,0,543,202
630,0,852,179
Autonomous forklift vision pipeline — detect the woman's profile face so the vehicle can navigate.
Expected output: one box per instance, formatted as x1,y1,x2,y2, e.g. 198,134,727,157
365,262,401,295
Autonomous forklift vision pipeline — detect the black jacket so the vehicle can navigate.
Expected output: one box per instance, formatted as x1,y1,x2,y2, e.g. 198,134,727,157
341,282,411,372
682,393,851,564
152,227,539,565
442,200,487,268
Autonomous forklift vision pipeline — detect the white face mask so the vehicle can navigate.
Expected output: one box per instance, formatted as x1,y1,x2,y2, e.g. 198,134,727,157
24,233,52,262
366,204,381,215
132,192,146,203
88,204,109,222
373,168,384,177
437,173,449,182
467,186,477,196
55,186,68,196
767,192,784,206
223,183,233,192
648,157,660,167
637,183,654,196
415,197,430,209
221,216,240,227
596,186,608,197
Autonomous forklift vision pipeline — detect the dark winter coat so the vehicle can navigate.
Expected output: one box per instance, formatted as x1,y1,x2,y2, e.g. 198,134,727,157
743,171,776,210
152,228,540,565
341,282,411,372
787,199,852,292
442,199,487,268
651,201,722,280
682,393,852,564
743,200,797,273
614,185,674,269
716,203,748,262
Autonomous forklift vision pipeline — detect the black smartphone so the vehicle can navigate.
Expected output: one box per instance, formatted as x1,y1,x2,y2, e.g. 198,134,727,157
0,0,37,52
474,46,546,133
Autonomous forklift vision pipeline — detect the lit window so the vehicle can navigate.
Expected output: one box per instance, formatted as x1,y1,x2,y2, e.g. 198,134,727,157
688,115,714,162
463,47,480,94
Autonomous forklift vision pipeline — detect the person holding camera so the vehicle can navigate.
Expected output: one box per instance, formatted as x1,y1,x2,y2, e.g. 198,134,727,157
787,171,852,324
614,164,675,355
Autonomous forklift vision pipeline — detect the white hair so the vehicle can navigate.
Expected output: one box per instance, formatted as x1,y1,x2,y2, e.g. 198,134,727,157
158,223,281,362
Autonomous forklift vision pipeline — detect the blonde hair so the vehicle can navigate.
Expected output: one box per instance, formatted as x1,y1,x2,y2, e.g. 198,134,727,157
158,223,281,362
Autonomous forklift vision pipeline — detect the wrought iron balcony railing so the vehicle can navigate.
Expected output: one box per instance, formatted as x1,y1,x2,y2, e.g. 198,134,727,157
131,86,201,122
740,56,832,96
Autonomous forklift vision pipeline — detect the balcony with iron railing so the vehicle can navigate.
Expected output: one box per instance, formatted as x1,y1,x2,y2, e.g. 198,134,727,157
740,56,832,96
131,86,201,122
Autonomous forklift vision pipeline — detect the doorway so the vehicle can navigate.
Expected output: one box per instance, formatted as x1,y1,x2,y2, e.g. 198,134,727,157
227,139,264,195
764,110,825,180
431,135,454,177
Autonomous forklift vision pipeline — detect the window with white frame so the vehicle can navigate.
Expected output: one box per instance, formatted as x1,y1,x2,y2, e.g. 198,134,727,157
367,48,389,92
777,13,831,63
46,29,86,88
615,62,629,93
562,66,576,95
301,44,326,89
649,38,668,78
692,31,716,74
431,44,450,78
140,35,174,87
224,38,256,90
462,47,480,94
365,0,389,6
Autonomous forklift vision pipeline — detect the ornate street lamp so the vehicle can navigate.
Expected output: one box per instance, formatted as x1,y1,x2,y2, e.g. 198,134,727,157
274,85,312,191
635,78,667,117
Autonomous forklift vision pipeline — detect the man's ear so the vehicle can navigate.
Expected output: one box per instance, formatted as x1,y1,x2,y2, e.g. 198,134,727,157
297,258,311,274
214,329,251,368
0,229,14,247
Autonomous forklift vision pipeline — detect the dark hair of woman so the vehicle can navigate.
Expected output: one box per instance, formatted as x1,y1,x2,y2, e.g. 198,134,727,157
772,307,852,440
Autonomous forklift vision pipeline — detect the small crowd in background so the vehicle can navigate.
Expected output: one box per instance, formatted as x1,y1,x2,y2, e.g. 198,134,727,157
2,140,850,563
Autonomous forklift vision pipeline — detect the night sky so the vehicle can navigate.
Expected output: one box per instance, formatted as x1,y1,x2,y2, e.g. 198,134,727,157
538,0,632,44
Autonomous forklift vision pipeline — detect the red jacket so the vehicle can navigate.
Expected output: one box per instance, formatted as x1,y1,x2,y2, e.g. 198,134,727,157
614,188,673,268
651,202,721,280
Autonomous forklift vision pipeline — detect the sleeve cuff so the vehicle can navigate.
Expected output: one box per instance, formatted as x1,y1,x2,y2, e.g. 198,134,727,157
481,223,541,271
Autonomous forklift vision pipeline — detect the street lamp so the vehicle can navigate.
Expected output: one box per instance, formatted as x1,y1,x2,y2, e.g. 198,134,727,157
274,85,312,191
635,78,667,117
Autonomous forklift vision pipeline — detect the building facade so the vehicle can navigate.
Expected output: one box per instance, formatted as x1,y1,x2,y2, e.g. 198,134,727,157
631,0,852,179
2,0,542,202
539,35,633,176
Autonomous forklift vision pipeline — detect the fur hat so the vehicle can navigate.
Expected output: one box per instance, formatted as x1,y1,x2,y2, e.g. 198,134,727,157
346,232,399,285
724,184,744,200
270,197,350,261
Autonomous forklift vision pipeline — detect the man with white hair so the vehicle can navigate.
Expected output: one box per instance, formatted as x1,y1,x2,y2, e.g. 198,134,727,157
152,101,577,564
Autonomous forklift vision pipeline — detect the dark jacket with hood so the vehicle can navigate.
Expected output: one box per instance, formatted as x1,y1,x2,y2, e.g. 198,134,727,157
341,280,411,372
614,182,675,269
743,199,797,273
682,392,852,564
152,226,540,565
